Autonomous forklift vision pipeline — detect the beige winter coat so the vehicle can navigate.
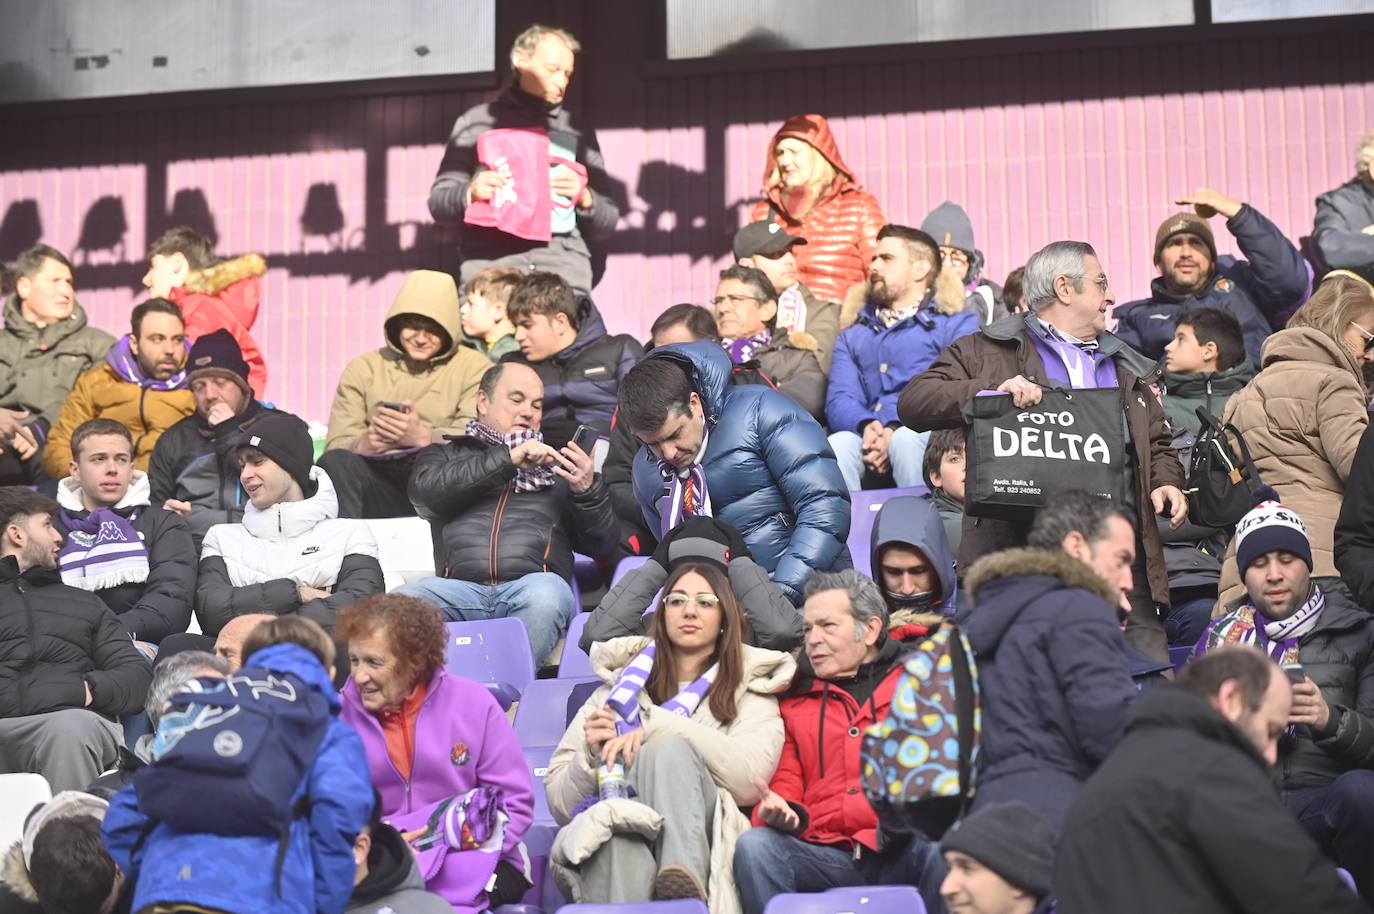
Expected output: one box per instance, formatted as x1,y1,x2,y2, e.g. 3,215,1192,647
544,636,795,914
1216,327,1368,606
324,270,491,451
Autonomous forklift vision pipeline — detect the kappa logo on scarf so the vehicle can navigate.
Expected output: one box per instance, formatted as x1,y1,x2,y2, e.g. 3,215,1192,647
450,742,470,767
70,521,136,548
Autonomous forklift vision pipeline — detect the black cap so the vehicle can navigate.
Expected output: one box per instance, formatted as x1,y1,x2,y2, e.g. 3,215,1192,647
239,413,315,496
186,329,253,400
941,802,1054,898
733,221,807,260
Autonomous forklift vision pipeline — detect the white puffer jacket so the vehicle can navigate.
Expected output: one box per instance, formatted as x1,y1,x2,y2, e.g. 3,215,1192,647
195,466,384,635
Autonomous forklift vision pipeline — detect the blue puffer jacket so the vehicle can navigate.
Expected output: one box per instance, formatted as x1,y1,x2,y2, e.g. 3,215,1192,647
827,298,980,433
962,548,1138,832
1114,204,1309,367
631,341,851,603
103,643,374,914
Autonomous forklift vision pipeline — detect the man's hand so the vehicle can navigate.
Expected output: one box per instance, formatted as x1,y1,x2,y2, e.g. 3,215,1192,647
1151,484,1189,530
163,499,192,517
1290,677,1332,731
0,408,29,446
1175,188,1242,221
996,375,1043,408
370,401,429,449
600,726,645,769
83,680,93,707
509,439,557,470
298,584,331,602
205,401,237,427
468,169,508,203
752,777,800,833
862,426,894,474
9,426,36,461
553,441,595,494
549,164,591,209
584,706,618,757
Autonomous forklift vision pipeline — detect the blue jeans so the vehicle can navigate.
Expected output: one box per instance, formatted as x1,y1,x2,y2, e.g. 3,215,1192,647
828,428,930,491
395,572,575,665
1289,769,1374,901
732,826,947,914
1164,598,1215,648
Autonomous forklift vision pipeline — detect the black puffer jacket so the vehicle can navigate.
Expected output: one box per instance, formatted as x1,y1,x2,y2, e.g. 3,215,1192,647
1055,685,1366,914
1314,175,1374,274
0,556,151,719
501,296,642,449
146,400,293,549
408,435,617,583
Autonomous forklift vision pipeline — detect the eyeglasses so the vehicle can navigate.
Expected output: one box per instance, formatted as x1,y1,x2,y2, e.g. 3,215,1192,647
1352,321,1374,354
939,247,969,266
664,592,721,610
710,294,764,307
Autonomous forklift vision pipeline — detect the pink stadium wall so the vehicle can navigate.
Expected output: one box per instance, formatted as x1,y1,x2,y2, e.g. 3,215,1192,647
1,8,1371,422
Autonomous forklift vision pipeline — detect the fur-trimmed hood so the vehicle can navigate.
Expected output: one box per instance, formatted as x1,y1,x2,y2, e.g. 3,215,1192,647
966,547,1118,608
845,272,970,329
183,253,267,297
1,841,36,903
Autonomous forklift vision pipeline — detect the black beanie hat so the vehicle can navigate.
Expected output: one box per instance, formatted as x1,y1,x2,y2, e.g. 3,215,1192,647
186,329,254,400
941,802,1055,898
240,413,315,495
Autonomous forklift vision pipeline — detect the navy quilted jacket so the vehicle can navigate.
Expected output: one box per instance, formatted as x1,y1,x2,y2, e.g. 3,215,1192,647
630,341,851,603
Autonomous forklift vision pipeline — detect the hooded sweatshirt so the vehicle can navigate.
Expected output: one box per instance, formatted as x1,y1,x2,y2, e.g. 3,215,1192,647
750,114,886,306
324,271,491,452
345,824,453,914
868,494,957,616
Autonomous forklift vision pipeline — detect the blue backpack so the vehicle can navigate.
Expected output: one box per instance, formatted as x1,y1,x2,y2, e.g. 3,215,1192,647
134,665,332,839
860,623,982,840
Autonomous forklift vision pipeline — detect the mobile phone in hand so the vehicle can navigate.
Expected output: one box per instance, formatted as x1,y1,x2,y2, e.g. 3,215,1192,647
571,424,599,454
1283,664,1306,685
380,401,410,413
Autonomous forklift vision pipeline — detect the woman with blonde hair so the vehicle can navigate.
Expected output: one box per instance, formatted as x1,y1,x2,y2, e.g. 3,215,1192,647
751,114,886,307
544,561,794,913
1216,270,1374,607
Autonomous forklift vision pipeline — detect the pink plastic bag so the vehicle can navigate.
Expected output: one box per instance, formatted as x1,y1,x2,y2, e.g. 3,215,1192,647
464,128,554,242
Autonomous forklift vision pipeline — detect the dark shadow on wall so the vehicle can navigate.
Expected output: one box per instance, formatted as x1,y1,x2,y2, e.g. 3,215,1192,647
300,183,348,252
0,200,42,264
168,189,219,248
72,195,129,265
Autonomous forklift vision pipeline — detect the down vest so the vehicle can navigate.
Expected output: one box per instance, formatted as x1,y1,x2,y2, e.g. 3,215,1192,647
0,555,151,719
630,341,852,604
502,295,642,449
750,114,886,306
0,294,114,427
195,467,383,635
407,434,617,584
1217,327,1368,601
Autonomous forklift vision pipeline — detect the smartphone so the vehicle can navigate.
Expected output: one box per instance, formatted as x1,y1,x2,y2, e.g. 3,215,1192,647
571,424,599,454
379,401,410,413
1283,664,1306,685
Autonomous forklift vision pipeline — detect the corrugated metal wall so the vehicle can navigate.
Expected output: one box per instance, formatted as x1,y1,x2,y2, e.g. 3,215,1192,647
2,11,1372,422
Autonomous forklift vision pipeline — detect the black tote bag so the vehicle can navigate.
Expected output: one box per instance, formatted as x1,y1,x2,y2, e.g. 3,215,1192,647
961,387,1129,520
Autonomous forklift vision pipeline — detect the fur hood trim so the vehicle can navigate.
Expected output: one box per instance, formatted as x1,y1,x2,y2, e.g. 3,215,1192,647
1,841,35,903
888,609,947,632
932,269,968,316
965,548,1118,607
785,329,818,352
840,283,866,328
184,253,267,296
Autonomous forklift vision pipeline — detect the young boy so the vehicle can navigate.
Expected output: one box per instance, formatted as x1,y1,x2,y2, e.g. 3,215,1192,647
142,227,268,397
102,616,373,914
922,427,966,553
1161,307,1255,438
459,265,521,362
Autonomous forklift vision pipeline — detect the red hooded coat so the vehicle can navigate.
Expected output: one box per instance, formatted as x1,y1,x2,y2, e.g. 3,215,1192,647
168,253,268,397
750,114,886,306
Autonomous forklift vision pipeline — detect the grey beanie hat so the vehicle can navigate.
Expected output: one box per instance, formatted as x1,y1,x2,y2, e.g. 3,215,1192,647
920,200,977,253
941,802,1055,898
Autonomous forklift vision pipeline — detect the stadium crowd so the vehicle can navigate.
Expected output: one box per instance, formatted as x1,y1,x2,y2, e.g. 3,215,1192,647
4,21,1374,914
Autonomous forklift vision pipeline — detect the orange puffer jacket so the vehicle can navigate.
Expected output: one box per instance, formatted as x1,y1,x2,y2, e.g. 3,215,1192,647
751,114,886,306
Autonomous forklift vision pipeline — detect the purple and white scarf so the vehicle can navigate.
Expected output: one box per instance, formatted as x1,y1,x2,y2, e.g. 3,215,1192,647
1198,586,1325,666
57,507,149,590
1033,319,1119,390
776,286,807,333
466,419,556,492
105,335,189,390
722,330,772,365
605,642,718,735
656,459,710,538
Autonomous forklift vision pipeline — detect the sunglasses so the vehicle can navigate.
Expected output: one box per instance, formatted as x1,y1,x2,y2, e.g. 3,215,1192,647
664,591,721,610
1352,320,1374,354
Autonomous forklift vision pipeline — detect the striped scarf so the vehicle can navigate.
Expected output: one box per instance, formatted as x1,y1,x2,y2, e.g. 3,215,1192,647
656,460,709,538
57,506,149,590
1196,586,1325,665
605,642,718,735
466,419,556,492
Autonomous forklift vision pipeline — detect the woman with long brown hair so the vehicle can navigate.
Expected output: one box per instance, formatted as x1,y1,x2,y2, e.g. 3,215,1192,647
544,562,794,914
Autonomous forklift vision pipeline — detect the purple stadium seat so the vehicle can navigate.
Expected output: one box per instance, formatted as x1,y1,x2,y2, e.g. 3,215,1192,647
1168,645,1192,673
559,614,595,679
763,886,926,914
573,551,601,592
612,555,650,585
444,618,536,710
515,677,598,749
846,486,929,577
556,902,710,914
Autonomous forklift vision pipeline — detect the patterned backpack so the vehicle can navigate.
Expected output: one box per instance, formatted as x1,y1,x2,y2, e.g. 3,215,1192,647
860,622,981,840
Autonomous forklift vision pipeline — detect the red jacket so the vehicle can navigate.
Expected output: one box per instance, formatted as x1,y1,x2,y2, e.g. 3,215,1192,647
753,640,907,850
169,253,268,397
751,114,886,307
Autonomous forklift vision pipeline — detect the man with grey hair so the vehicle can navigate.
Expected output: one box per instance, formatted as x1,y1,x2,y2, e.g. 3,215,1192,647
89,651,231,796
732,568,947,914
428,23,620,295
899,240,1186,664
1314,131,1374,282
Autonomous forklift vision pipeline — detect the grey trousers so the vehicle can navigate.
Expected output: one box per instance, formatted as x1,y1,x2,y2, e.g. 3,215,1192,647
0,709,123,792
578,733,717,904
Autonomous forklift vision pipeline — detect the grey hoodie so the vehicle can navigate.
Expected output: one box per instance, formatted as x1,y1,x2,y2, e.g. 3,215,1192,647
345,824,452,914
869,494,958,614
